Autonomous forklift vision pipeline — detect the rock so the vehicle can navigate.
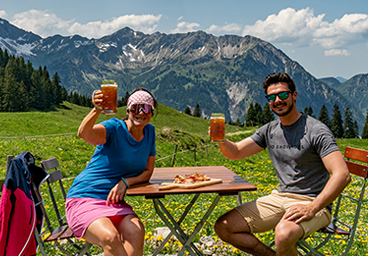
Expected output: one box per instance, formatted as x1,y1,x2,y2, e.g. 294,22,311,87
203,249,213,255
154,227,171,238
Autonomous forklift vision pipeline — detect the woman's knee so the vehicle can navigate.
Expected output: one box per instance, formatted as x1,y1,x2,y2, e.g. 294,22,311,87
102,230,122,246
121,216,145,242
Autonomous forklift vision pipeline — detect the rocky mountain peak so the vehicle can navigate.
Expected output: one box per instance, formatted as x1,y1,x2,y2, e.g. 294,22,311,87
0,18,365,130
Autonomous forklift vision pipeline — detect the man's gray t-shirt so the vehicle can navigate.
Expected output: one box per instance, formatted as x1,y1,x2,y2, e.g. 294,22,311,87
251,113,339,198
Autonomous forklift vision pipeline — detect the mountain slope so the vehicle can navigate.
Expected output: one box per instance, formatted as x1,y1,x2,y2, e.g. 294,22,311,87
319,77,341,88
335,73,368,116
0,18,365,130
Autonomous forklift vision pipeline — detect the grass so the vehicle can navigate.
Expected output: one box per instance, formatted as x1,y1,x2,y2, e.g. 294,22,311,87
0,104,367,255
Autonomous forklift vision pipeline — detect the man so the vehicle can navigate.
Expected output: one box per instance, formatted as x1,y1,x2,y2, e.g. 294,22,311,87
214,72,351,255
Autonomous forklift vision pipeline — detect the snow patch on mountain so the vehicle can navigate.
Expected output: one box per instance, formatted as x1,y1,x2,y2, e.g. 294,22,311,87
95,42,117,53
0,38,36,56
74,40,94,48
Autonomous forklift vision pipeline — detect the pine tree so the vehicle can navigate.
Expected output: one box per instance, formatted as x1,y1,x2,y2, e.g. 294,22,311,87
121,91,130,106
353,121,359,138
245,103,255,126
193,104,201,117
304,106,310,115
261,103,274,125
343,108,357,138
254,102,263,126
61,87,68,102
1,49,9,69
330,104,344,138
2,59,31,112
184,106,192,116
318,105,330,127
362,111,368,139
17,81,30,112
1,67,19,112
304,105,315,117
236,118,241,126
52,72,63,104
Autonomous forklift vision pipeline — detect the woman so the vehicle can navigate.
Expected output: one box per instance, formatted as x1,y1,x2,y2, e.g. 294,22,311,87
66,88,157,256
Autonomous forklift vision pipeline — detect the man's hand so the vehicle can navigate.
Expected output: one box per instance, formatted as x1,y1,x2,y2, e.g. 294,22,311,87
106,180,127,205
283,203,317,224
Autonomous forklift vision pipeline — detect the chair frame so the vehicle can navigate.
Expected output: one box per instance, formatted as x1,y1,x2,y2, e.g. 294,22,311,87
32,157,92,256
296,146,368,256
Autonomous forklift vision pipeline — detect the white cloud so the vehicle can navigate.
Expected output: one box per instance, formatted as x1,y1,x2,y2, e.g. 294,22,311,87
171,21,200,34
242,8,324,47
314,13,368,48
10,10,162,38
324,49,350,57
178,16,184,21
68,14,162,38
242,7,368,50
0,10,7,18
11,10,73,37
206,23,242,34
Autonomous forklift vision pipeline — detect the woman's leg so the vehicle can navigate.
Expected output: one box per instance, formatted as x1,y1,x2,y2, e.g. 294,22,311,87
83,217,127,256
111,214,145,256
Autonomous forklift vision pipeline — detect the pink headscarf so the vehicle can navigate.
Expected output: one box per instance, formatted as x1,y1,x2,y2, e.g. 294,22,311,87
127,90,155,110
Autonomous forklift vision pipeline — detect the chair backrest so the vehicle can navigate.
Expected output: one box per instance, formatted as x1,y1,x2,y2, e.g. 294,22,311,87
33,157,92,255
297,147,367,256
330,147,367,255
344,146,368,178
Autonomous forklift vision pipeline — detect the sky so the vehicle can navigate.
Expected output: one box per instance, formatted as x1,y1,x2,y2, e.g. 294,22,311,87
1,0,368,80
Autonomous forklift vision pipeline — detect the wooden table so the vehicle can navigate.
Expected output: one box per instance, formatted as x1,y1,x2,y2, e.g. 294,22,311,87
127,166,257,256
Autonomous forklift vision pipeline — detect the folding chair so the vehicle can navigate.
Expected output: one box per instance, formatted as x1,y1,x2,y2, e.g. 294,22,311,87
296,146,368,256
32,157,92,256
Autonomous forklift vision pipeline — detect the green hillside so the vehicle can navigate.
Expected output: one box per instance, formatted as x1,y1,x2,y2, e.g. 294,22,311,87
0,102,248,178
0,101,243,137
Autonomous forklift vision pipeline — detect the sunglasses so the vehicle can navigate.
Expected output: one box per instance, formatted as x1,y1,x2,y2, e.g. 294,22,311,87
129,104,153,114
265,91,292,102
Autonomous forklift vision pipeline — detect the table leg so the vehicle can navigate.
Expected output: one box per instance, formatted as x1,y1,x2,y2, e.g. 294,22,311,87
152,194,200,255
237,191,243,206
153,198,200,256
152,194,222,256
178,194,221,255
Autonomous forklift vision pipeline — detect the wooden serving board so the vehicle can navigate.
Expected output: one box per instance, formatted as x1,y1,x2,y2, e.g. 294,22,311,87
159,178,222,190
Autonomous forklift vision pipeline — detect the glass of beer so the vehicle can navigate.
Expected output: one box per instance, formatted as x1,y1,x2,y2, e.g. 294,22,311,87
210,113,225,142
93,80,118,115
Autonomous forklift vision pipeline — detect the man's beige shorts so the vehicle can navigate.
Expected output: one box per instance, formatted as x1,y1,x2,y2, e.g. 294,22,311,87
235,190,332,238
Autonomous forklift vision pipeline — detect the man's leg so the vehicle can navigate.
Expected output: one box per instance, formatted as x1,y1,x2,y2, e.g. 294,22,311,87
214,209,275,256
274,193,332,256
274,219,304,256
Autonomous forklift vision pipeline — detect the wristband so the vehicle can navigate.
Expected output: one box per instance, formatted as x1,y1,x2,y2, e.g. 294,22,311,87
121,177,130,188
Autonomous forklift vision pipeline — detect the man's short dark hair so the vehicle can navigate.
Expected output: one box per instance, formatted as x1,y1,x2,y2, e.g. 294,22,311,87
262,72,296,93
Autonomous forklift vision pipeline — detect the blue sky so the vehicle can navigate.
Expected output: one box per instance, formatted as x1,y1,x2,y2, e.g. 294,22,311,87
1,0,368,79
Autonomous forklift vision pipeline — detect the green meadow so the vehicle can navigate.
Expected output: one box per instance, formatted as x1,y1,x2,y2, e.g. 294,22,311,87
0,102,367,255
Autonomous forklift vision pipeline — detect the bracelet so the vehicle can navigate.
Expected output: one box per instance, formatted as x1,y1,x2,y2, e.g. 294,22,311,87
121,177,130,188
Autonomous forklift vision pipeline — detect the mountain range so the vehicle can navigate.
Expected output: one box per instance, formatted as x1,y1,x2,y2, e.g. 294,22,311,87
0,17,367,131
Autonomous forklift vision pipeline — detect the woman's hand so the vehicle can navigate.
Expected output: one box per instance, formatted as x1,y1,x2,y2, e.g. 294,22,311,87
106,180,128,205
77,90,107,145
92,90,104,111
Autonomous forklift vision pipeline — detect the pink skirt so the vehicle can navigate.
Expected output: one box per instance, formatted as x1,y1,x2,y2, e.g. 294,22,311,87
65,197,136,239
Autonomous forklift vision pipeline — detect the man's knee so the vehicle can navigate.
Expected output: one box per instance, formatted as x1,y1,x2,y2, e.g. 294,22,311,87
274,220,303,249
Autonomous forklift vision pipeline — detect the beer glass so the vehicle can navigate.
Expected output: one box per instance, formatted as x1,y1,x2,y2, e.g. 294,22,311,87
210,113,225,142
93,80,118,115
